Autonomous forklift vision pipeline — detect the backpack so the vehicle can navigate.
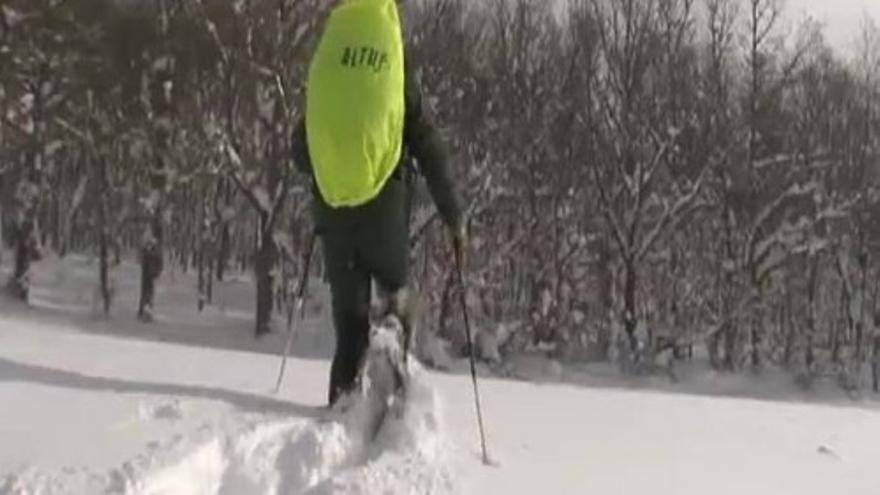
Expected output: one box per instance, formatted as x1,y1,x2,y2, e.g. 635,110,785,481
306,0,405,208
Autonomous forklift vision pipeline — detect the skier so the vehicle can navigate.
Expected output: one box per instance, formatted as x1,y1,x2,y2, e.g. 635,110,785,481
292,0,464,407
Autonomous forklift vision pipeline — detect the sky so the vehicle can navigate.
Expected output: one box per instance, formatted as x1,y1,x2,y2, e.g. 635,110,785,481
795,0,880,55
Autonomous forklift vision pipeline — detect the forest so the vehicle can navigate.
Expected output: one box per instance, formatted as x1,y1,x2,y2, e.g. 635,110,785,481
2,0,879,391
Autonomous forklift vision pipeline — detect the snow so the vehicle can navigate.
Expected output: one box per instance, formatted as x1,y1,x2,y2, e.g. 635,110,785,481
2,255,880,494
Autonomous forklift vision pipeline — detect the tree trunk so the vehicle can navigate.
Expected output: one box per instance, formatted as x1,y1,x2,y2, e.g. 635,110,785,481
11,218,38,300
0,200,4,267
721,204,737,371
197,241,206,313
623,258,638,357
206,253,214,305
872,334,879,393
197,196,210,312
98,155,112,316
723,320,737,370
856,251,868,363
750,319,761,369
10,76,46,302
99,222,111,315
216,177,231,281
750,292,761,369
832,285,844,365
139,2,173,322
708,326,722,369
805,255,819,373
51,172,62,254
806,333,815,371
254,214,277,336
138,216,164,322
597,238,613,360
782,294,796,368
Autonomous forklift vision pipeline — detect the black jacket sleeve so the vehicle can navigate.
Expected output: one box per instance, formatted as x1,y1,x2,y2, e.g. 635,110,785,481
403,74,463,232
291,118,313,177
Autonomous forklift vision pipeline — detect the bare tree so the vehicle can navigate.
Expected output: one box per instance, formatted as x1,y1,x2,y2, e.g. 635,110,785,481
588,0,707,363
137,0,175,321
205,0,322,336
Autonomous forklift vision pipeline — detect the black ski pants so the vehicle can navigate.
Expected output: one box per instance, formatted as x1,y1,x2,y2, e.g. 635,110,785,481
316,176,410,406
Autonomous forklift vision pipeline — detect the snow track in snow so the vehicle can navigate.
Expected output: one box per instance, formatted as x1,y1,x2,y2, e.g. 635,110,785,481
0,364,452,495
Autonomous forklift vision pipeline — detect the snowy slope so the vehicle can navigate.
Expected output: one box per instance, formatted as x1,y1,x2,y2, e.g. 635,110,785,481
2,256,880,494
0,310,452,495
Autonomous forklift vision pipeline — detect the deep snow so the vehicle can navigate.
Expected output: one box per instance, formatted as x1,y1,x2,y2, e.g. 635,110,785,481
2,255,880,494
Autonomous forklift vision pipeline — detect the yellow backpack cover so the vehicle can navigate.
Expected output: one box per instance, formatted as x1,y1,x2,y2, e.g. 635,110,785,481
306,0,405,207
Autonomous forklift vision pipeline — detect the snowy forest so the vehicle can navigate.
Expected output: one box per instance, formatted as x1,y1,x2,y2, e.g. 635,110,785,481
2,0,880,392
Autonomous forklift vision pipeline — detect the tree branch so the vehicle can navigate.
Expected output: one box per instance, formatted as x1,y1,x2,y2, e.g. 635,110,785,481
635,164,708,263
221,141,267,215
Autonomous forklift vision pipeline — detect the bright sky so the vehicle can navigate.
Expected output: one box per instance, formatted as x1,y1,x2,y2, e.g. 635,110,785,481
794,0,880,54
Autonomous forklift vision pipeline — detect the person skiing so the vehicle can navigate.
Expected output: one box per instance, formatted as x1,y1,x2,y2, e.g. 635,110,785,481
292,0,464,407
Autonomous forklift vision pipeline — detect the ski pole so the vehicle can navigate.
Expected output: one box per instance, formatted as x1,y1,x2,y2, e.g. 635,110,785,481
274,231,316,394
453,240,491,465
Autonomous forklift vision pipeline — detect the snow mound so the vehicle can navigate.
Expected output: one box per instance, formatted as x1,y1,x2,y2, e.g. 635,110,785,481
105,364,453,495
1,466,107,495
306,364,454,495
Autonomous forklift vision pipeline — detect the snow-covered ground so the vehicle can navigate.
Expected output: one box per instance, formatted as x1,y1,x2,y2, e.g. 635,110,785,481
2,255,880,494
